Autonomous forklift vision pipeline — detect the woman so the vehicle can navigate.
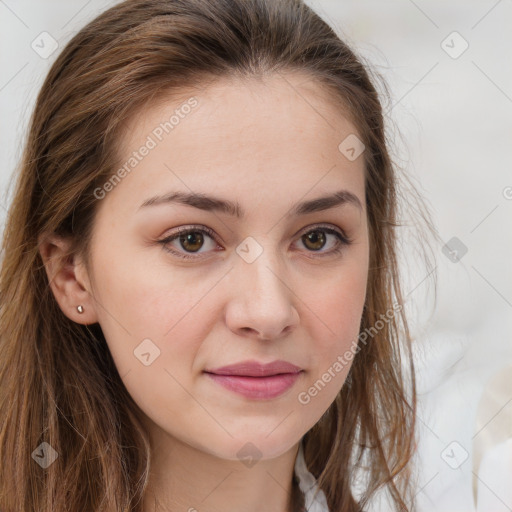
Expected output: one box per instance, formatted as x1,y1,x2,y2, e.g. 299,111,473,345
0,0,422,510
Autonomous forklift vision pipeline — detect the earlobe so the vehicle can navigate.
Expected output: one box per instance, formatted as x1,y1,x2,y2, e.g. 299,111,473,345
37,232,99,325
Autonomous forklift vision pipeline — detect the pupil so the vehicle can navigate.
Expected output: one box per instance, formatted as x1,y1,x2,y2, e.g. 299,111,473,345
304,231,325,251
181,232,203,252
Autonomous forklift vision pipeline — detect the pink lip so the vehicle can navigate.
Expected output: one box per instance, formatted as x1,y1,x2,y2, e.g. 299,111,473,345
205,359,302,377
204,359,303,399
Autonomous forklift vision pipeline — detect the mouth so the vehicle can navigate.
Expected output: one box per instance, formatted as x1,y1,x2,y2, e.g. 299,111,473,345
203,359,304,399
203,370,303,400
204,359,302,377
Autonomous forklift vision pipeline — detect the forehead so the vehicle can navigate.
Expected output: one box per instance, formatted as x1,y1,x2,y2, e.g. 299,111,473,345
104,71,366,217
116,70,360,156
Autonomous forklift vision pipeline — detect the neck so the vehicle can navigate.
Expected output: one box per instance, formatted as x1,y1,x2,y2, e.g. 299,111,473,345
142,425,302,512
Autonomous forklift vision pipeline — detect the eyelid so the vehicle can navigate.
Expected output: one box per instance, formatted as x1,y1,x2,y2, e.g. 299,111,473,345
295,223,351,243
165,224,218,241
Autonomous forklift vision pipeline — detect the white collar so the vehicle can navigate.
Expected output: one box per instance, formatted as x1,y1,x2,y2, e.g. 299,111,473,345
294,440,330,512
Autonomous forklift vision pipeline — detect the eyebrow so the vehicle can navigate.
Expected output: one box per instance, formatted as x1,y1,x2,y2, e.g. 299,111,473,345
138,189,363,217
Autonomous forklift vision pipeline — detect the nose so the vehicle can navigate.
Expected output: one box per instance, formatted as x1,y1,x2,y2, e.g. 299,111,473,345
224,245,299,341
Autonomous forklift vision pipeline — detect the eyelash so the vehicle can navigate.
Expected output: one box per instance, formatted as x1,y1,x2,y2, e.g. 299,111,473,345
157,224,352,260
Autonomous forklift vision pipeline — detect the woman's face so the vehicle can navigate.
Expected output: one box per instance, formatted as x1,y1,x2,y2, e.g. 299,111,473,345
83,72,369,461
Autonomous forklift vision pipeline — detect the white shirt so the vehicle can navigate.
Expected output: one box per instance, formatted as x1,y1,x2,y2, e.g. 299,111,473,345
294,441,330,512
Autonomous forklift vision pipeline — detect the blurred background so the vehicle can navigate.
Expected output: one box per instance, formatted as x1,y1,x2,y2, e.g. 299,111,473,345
1,1,511,510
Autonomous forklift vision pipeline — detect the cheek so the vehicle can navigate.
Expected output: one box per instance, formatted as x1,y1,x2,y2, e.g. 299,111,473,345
90,246,217,377
311,285,365,373
93,261,218,432
308,260,368,350
298,259,368,405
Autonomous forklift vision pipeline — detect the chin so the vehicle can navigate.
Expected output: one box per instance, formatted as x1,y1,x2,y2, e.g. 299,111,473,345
199,430,301,463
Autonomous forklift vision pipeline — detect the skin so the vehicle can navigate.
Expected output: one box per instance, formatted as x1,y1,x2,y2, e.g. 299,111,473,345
39,71,369,512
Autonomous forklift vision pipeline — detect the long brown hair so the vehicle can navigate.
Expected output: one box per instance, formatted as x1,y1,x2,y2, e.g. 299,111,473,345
0,0,424,510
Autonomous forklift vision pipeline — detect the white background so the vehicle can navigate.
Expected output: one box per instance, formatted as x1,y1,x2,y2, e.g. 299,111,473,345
1,1,511,510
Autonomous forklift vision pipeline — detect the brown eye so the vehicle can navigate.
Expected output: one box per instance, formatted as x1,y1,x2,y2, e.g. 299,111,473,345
302,230,327,251
158,225,219,260
179,231,204,252
295,225,352,258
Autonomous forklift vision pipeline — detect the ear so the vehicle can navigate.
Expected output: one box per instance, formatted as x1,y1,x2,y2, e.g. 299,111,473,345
38,232,99,325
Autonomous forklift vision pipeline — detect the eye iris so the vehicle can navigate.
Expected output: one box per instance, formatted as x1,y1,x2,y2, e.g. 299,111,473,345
180,232,204,252
303,230,326,251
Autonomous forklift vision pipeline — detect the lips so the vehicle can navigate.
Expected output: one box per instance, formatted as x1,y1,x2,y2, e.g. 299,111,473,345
203,359,303,399
204,359,302,377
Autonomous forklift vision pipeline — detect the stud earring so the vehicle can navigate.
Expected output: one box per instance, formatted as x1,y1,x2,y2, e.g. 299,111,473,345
77,305,84,314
